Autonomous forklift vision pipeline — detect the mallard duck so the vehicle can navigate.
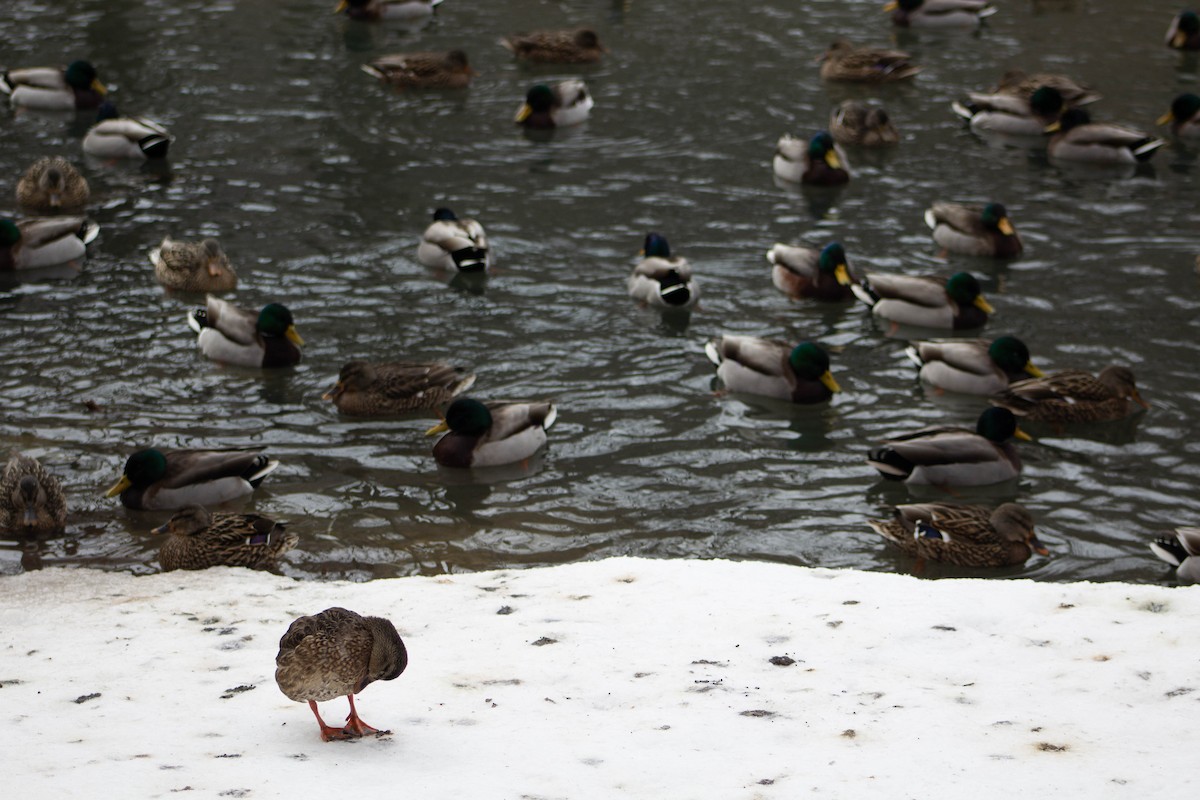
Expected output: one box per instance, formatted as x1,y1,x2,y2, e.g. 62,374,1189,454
105,446,279,511
361,50,476,89
82,103,172,160
1,60,106,110
990,69,1100,107
416,208,491,272
767,241,857,302
773,132,850,185
852,271,993,330
1166,10,1200,50
0,453,67,538
705,335,841,404
276,607,407,741
501,28,608,63
16,157,90,214
818,39,922,83
951,86,1065,139
0,216,99,271
152,504,298,572
885,0,998,27
990,366,1149,424
1150,527,1200,583
905,336,1042,395
867,407,1029,486
150,237,237,293
426,398,557,468
335,0,443,20
514,81,593,129
924,202,1023,258
1046,109,1166,164
186,296,303,368
1158,93,1200,139
323,360,477,416
869,502,1046,567
829,100,899,147
628,232,698,309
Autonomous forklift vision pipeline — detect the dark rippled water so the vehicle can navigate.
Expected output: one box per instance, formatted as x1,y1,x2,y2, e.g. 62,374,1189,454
2,0,1199,583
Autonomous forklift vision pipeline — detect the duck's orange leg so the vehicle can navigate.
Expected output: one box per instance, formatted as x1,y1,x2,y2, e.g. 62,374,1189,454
309,700,354,741
342,693,385,737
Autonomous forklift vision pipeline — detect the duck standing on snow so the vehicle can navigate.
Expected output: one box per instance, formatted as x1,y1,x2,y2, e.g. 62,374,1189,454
628,232,698,310
186,296,304,368
153,504,297,572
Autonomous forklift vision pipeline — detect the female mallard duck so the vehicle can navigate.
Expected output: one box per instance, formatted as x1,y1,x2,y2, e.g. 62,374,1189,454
187,296,304,368
153,504,297,572
82,103,172,160
0,453,67,538
1166,10,1200,49
869,502,1046,567
501,28,608,63
150,237,237,293
628,232,698,309
818,39,922,83
324,360,477,416
852,271,994,330
1,60,106,110
335,0,443,20
867,406,1029,486
829,100,899,147
951,86,1065,139
924,202,1023,258
705,335,841,404
417,208,491,272
905,336,1042,395
990,70,1100,107
16,157,90,214
426,397,557,468
885,0,998,27
773,132,850,185
1158,93,1200,139
1046,108,1166,165
361,50,476,89
276,607,407,742
1150,527,1200,584
990,366,1149,424
767,241,857,302
0,216,99,271
514,80,593,129
105,447,279,511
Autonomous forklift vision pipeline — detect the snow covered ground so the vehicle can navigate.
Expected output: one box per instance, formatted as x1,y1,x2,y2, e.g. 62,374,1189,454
3,558,1197,798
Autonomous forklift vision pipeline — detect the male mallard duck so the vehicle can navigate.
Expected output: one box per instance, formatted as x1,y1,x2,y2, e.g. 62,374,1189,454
1,60,106,110
152,504,298,572
150,237,238,293
990,70,1100,107
323,360,477,416
869,502,1046,567
105,446,279,511
1046,108,1166,165
1166,10,1200,50
416,208,491,272
514,81,593,129
867,406,1029,486
705,335,841,404
951,86,1065,139
426,398,557,468
628,232,698,309
818,39,922,83
1150,527,1200,584
335,0,443,20
0,453,67,538
829,100,899,147
990,366,1149,424
885,0,998,27
905,336,1042,395
16,157,90,214
501,28,608,63
361,50,476,89
773,132,850,185
924,202,1023,258
82,102,172,160
0,216,99,271
186,296,304,368
1158,93,1200,139
852,271,993,330
767,241,858,302
276,607,407,742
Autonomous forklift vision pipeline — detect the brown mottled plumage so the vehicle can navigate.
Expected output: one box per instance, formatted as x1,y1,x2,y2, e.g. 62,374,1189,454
150,237,238,293
0,453,67,538
819,39,922,83
990,366,1149,423
991,69,1100,107
323,360,476,416
152,504,297,571
501,28,608,63
829,101,899,147
16,157,90,215
869,502,1046,567
362,50,476,89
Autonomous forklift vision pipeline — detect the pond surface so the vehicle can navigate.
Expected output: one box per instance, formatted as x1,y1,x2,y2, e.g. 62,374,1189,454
2,0,1198,583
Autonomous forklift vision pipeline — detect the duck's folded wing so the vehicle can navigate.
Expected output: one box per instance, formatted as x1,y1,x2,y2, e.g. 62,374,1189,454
161,447,271,488
712,336,789,376
204,296,260,344
864,273,946,306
